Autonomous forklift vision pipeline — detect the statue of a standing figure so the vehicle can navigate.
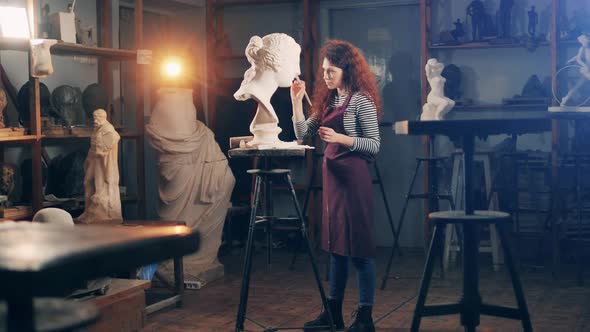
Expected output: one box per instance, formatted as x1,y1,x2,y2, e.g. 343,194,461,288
146,88,235,284
528,6,538,38
561,34,590,106
421,59,455,120
234,33,301,147
0,88,7,129
467,0,486,41
497,0,514,39
76,109,121,223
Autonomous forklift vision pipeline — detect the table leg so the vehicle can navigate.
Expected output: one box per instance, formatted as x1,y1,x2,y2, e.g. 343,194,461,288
460,135,481,331
7,294,34,332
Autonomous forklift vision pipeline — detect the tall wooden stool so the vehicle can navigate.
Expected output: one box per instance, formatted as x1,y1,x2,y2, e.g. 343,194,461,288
411,210,532,332
446,152,502,272
381,155,455,290
235,168,334,332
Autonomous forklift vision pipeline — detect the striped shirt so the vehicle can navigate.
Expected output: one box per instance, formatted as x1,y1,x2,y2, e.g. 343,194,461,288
293,92,381,156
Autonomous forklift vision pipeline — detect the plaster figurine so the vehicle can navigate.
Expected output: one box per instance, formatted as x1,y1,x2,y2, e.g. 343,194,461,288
30,39,57,78
421,58,455,121
234,33,301,147
497,0,514,39
528,6,538,38
561,34,590,106
0,88,7,129
76,109,121,223
451,19,465,41
147,88,235,284
467,0,486,41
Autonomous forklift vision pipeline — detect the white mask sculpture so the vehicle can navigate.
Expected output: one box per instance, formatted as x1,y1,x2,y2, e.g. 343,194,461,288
146,88,235,284
420,58,455,121
76,109,122,223
234,33,301,148
560,34,590,106
30,39,57,78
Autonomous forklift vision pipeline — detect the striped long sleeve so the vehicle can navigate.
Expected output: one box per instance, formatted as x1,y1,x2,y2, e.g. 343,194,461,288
348,94,380,156
294,114,320,140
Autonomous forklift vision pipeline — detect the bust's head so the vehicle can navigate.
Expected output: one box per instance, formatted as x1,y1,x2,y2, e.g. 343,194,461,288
239,33,301,90
578,33,589,47
93,109,108,127
427,58,444,75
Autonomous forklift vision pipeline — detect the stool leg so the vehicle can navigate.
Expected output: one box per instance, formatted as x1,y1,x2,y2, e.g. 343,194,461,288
235,175,263,332
286,173,335,332
411,224,445,332
496,223,533,332
381,159,422,290
174,256,184,307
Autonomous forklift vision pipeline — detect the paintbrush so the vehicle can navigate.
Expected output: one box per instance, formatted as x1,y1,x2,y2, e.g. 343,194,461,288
295,75,313,107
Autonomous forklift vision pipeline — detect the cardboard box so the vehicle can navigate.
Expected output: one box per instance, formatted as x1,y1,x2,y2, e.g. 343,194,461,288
48,12,76,43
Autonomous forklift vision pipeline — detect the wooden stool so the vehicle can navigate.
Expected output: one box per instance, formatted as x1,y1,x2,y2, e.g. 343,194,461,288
235,168,334,332
411,210,532,332
447,152,503,272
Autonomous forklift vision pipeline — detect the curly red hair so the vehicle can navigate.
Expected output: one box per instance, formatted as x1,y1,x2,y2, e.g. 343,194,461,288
311,39,382,119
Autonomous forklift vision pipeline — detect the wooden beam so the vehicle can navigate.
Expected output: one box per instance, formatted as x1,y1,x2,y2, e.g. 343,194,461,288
135,0,146,219
205,0,217,130
97,0,114,113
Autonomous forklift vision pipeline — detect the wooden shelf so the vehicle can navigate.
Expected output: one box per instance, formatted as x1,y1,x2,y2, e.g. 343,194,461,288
429,41,550,50
213,0,298,7
42,132,141,140
0,135,38,143
453,104,549,112
0,38,137,61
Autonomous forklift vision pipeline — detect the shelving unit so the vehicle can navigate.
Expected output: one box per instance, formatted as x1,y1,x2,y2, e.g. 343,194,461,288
0,0,148,219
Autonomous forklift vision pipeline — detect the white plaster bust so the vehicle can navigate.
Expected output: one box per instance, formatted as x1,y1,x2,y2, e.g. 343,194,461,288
421,58,455,121
234,33,301,147
30,39,57,78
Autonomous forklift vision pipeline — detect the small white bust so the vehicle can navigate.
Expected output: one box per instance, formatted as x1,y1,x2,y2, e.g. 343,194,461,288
234,33,301,147
30,39,58,78
421,58,455,121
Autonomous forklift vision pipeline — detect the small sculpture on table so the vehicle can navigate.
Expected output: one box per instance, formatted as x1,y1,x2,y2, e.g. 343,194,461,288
76,109,121,224
421,59,455,121
560,34,590,106
0,88,7,129
233,33,302,148
528,6,538,38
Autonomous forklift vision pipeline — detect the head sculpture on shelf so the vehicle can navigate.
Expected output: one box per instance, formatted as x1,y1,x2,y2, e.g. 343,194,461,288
0,163,15,200
82,83,109,119
51,85,84,127
234,33,301,147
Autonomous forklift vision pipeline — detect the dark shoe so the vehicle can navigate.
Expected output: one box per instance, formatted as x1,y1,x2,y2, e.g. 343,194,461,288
303,298,345,331
346,305,375,332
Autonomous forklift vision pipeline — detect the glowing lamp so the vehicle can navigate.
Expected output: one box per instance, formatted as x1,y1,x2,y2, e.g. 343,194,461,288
162,58,182,79
0,6,31,39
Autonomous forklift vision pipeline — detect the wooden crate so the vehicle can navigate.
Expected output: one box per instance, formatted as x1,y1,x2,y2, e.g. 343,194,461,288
81,278,151,332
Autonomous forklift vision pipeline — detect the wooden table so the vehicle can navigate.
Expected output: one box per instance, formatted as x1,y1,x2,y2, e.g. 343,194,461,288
394,118,550,331
0,222,199,332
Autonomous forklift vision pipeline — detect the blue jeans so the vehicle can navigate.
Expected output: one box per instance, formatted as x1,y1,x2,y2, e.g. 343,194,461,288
328,253,375,306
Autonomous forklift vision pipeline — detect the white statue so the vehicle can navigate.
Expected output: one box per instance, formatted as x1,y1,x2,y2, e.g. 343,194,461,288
146,88,235,284
561,33,590,106
77,109,122,223
30,39,57,78
234,33,301,147
421,58,455,121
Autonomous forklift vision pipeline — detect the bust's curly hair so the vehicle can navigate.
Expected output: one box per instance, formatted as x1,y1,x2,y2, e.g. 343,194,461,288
311,39,382,119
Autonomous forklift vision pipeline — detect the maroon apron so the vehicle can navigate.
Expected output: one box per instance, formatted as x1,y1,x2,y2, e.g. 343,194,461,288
322,94,375,258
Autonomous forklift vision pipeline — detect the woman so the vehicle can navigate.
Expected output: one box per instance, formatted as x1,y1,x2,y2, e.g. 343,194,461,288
291,40,381,332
